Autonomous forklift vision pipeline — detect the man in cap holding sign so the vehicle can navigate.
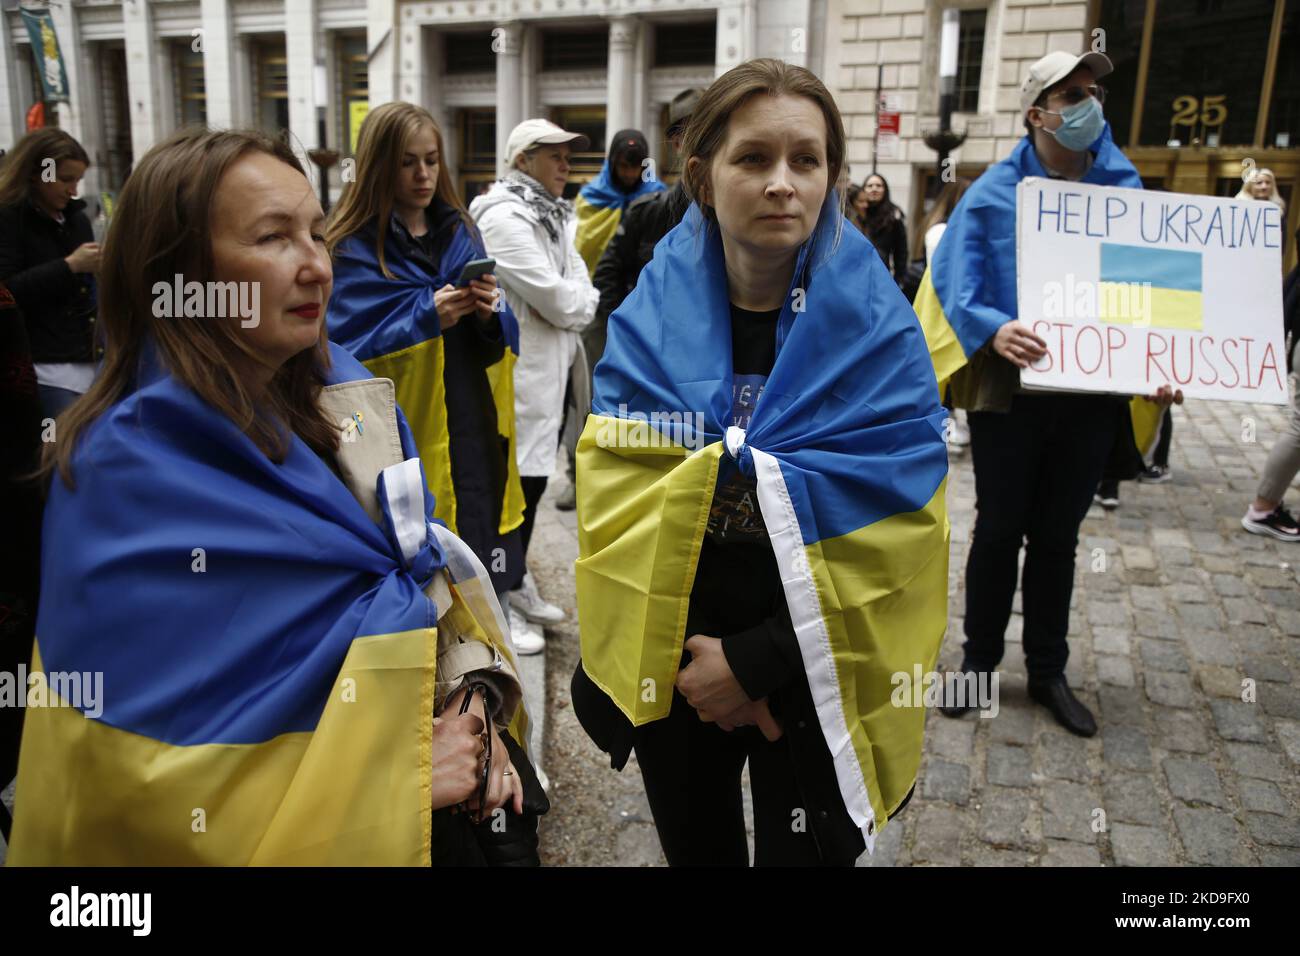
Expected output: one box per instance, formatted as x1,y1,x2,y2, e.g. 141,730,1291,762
915,50,1179,737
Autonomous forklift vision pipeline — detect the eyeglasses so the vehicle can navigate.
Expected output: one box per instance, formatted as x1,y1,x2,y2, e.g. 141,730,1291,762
1046,84,1106,107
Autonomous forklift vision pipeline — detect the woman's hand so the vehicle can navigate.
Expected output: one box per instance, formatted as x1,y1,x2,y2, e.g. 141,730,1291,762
468,732,526,822
992,320,1048,368
1145,383,1184,406
65,242,101,275
429,711,487,811
675,635,750,723
715,697,784,741
468,274,500,324
434,283,477,331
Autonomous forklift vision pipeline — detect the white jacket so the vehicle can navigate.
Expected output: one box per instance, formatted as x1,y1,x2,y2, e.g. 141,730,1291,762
470,181,599,477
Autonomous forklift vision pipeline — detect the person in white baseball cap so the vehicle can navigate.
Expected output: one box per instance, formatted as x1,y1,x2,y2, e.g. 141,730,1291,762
469,119,599,647
1020,50,1113,180
503,118,591,180
916,51,1182,740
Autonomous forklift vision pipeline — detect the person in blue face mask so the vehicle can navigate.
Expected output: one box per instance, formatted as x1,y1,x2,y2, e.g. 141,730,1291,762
919,51,1179,738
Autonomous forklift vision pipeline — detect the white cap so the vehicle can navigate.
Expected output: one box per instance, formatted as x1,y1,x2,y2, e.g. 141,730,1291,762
503,118,591,170
1020,50,1113,115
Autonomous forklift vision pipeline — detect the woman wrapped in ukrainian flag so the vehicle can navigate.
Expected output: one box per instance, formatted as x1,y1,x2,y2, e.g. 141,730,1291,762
8,128,534,866
570,59,951,866
325,104,532,648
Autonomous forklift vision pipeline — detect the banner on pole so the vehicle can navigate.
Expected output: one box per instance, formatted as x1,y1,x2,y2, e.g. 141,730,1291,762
20,7,71,104
1017,178,1287,405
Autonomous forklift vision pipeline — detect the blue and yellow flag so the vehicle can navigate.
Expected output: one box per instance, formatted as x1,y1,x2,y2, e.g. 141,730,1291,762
9,343,522,865
576,197,950,847
912,126,1164,453
1100,242,1203,330
329,214,525,537
574,160,665,276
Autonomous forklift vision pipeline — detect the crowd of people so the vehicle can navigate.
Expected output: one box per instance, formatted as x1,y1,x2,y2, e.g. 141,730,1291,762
0,46,1295,866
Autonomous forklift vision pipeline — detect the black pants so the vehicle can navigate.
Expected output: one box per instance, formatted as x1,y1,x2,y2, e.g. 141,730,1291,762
963,393,1121,681
633,688,834,866
513,476,548,587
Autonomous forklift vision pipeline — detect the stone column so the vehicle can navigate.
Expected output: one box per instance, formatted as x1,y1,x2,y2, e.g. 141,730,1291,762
605,15,637,147
121,0,165,158
494,20,523,173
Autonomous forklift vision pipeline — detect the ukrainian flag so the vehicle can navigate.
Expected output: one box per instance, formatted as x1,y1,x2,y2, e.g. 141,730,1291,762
576,197,950,847
1100,242,1202,330
329,217,525,538
8,343,523,865
574,158,665,277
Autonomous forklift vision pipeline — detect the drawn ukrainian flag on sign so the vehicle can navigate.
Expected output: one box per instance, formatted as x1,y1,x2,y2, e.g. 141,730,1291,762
1099,242,1203,330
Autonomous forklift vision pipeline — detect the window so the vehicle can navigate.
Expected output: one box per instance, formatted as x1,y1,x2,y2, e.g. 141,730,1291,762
955,9,986,114
1138,0,1274,147
1265,0,1298,148
175,42,206,128
653,21,716,67
445,31,496,74
540,28,608,71
458,108,497,205
254,38,289,137
549,105,606,195
338,34,368,155
101,46,132,190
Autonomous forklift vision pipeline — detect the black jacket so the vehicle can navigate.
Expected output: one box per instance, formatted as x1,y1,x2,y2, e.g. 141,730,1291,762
375,201,524,593
861,206,909,287
588,180,691,363
0,198,97,364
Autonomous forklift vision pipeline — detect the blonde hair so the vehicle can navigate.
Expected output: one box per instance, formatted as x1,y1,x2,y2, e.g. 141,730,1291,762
325,102,477,276
1235,167,1286,214
912,176,973,261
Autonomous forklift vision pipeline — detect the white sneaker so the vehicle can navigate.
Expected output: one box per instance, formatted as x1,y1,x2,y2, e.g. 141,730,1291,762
509,572,566,625
508,607,545,656
949,410,971,447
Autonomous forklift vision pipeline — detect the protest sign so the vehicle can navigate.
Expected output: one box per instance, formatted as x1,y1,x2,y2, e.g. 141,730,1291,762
1017,178,1287,405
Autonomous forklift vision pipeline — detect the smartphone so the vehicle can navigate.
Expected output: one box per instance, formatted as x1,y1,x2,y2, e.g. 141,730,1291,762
455,257,495,287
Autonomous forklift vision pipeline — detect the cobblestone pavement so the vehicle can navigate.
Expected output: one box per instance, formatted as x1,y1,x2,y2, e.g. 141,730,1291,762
537,396,1300,866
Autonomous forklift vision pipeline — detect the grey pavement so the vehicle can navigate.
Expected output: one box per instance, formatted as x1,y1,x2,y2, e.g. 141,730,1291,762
538,397,1300,866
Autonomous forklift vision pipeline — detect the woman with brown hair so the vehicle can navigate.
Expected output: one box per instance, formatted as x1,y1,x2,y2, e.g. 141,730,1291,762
325,103,536,653
8,127,530,865
859,172,909,286
572,59,949,866
0,128,99,418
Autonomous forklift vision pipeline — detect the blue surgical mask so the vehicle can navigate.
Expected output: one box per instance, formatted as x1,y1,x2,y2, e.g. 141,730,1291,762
1039,97,1105,152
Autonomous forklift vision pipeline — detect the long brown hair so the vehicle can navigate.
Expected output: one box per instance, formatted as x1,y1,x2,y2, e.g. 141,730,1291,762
912,176,973,261
861,173,902,239
325,102,477,275
680,58,846,248
44,127,339,487
0,128,91,208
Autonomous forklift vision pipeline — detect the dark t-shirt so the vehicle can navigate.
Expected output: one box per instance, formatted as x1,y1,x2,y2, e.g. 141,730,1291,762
705,304,779,544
